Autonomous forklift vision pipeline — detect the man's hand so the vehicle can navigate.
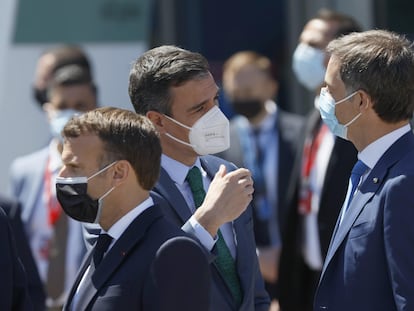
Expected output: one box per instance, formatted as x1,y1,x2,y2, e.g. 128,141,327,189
194,164,254,237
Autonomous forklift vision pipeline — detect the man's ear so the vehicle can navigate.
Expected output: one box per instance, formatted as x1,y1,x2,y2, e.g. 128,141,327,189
112,160,129,186
357,90,372,112
146,111,166,133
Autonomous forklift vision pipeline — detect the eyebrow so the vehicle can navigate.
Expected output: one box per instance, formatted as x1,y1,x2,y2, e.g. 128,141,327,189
186,89,220,113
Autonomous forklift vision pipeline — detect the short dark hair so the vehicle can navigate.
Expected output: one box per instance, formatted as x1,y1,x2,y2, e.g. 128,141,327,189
35,45,93,106
327,29,414,123
46,64,96,101
315,8,362,39
223,51,273,79
47,45,92,76
128,45,210,115
62,107,162,190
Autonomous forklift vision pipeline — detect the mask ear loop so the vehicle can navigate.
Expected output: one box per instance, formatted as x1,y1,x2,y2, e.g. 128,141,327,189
162,114,198,148
87,161,118,181
94,186,116,223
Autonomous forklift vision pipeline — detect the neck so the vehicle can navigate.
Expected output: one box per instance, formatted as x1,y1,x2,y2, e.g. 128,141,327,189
353,119,409,151
99,187,150,231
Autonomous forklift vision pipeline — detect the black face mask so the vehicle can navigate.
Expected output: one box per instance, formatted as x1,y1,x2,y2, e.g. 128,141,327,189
55,162,116,223
232,100,264,119
33,87,48,107
56,181,100,223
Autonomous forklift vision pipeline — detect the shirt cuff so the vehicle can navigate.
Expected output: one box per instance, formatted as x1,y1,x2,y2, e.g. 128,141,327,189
189,215,218,251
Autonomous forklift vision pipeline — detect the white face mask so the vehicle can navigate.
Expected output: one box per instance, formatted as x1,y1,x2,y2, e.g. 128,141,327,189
49,109,82,140
163,105,230,155
318,88,361,140
292,43,326,91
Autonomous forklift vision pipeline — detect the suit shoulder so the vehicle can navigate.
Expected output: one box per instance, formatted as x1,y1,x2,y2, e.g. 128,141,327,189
10,147,49,173
201,155,238,170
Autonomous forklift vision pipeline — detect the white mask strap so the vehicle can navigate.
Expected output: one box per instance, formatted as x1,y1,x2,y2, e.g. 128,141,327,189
87,161,117,181
344,112,362,127
164,133,196,148
94,186,115,223
336,91,358,105
163,114,192,130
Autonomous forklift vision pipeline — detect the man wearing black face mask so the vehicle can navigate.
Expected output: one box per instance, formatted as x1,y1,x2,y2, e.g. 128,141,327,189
218,51,304,306
57,107,210,311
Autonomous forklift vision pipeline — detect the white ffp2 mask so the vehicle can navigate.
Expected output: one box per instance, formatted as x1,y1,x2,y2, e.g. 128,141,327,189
164,106,230,155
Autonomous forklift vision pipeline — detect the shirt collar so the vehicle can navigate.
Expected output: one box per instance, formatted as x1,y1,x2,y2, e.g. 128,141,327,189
161,154,205,185
105,196,154,241
359,123,411,169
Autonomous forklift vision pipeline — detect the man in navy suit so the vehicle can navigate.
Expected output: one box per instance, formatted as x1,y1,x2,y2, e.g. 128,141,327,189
128,45,270,311
0,196,45,310
314,30,414,310
57,107,209,310
0,206,32,310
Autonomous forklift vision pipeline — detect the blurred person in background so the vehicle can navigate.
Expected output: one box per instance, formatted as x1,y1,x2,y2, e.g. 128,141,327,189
9,64,98,310
33,44,93,108
219,51,304,309
278,9,361,311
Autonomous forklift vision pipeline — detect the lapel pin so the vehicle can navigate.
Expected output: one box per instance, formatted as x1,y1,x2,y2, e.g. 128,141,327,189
373,177,379,184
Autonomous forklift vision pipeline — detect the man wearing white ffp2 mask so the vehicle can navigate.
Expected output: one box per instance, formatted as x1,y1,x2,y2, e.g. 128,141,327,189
129,45,269,311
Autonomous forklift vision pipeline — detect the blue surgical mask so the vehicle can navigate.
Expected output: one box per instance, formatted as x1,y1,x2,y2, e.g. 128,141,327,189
318,88,360,140
49,109,82,140
292,43,326,91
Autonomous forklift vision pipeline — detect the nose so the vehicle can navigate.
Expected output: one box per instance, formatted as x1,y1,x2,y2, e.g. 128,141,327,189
57,166,69,178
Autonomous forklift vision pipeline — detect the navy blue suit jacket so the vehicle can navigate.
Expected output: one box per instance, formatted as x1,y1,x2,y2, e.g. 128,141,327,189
0,197,45,311
315,131,414,311
153,155,270,311
64,205,210,311
0,207,32,310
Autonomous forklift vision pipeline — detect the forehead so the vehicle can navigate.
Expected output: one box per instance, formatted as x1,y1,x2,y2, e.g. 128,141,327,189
169,73,218,109
325,56,346,94
300,19,337,49
49,84,96,110
61,134,103,167
227,64,268,86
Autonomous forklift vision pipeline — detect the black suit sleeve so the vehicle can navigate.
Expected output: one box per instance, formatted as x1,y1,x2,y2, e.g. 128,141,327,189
0,207,33,310
1,198,45,311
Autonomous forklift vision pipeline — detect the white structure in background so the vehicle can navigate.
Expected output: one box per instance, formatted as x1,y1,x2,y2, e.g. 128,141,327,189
0,0,150,196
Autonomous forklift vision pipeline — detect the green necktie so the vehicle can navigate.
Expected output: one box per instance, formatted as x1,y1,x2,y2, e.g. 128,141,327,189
186,166,243,306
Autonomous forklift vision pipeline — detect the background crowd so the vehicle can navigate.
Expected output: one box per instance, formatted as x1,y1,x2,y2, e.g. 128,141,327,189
1,4,414,311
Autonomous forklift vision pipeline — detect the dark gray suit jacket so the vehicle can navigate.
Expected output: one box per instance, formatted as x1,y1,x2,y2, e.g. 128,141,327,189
152,155,270,311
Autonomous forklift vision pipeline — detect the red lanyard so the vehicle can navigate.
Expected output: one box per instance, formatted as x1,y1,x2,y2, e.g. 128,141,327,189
298,123,328,214
44,156,62,225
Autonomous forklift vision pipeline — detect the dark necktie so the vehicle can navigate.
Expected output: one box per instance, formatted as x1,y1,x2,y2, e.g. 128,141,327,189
93,233,113,267
186,166,243,306
346,160,369,211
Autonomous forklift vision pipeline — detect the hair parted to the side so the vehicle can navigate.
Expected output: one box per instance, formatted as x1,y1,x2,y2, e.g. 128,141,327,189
62,107,162,190
128,45,210,116
327,29,414,123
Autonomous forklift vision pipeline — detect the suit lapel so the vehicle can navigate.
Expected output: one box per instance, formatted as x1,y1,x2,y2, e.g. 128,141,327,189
322,131,414,275
155,167,193,223
64,250,94,310
74,206,164,311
